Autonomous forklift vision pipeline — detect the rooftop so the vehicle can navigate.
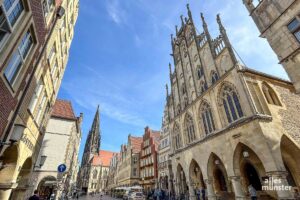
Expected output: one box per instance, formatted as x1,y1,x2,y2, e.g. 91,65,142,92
51,99,76,120
92,150,118,167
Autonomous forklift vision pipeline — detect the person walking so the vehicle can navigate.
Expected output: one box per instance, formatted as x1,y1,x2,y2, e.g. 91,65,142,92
201,188,206,200
294,188,300,200
248,184,257,200
29,190,40,200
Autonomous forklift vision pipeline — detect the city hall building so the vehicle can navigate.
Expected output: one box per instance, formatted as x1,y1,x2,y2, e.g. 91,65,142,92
164,4,300,200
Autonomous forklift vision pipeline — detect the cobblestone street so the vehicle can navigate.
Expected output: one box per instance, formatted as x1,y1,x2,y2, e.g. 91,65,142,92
78,194,117,200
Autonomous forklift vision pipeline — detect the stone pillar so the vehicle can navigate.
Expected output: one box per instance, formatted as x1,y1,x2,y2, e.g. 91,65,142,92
229,176,246,200
0,189,12,200
205,179,216,200
187,181,195,200
265,171,293,199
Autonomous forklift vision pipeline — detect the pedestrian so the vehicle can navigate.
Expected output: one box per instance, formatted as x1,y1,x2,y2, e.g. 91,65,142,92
248,184,257,200
29,190,40,200
294,188,300,200
201,188,205,200
196,188,200,200
76,193,79,200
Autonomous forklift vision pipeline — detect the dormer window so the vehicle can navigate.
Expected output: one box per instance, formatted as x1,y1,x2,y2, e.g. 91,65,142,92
287,17,300,43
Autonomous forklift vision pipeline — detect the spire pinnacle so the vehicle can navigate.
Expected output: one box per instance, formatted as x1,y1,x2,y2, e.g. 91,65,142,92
169,63,172,75
180,15,184,27
200,13,207,28
217,14,225,32
175,25,178,34
166,84,169,97
187,4,191,16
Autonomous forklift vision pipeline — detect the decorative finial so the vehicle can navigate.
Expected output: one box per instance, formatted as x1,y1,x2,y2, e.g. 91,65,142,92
175,25,178,34
216,14,225,32
180,15,184,26
200,13,207,26
186,4,190,12
169,63,172,75
166,84,169,96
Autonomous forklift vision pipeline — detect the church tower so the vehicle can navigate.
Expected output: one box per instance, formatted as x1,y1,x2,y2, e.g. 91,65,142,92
243,0,300,93
78,106,101,191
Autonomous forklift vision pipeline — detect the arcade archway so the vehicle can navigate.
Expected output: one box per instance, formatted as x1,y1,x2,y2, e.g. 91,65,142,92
207,153,233,198
0,145,18,199
189,159,205,193
176,164,187,196
280,135,300,188
37,176,57,200
10,157,32,200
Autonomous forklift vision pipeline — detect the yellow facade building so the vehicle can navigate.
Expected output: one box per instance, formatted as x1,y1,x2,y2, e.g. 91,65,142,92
0,0,79,199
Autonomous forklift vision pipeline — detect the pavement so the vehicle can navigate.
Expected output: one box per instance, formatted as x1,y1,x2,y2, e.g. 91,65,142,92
78,194,118,200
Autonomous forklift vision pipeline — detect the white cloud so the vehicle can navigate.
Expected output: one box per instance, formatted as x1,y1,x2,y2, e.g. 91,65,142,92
106,0,127,25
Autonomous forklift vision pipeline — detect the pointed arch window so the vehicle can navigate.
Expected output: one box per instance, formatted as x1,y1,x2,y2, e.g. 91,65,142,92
185,114,196,143
93,170,98,179
262,83,281,106
221,86,243,123
173,124,182,150
197,66,204,79
200,81,208,93
200,102,215,135
181,85,186,95
211,71,219,84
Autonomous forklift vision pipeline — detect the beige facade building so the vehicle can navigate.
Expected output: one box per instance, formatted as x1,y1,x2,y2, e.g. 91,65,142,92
158,103,172,192
88,150,116,193
31,99,82,199
164,4,300,200
116,135,142,187
107,153,119,191
0,0,79,199
243,0,300,93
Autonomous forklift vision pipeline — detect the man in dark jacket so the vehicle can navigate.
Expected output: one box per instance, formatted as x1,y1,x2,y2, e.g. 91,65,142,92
29,190,40,200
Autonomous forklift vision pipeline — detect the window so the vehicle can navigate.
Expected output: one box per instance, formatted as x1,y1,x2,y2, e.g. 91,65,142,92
197,66,204,79
221,85,243,123
93,170,98,179
48,44,56,64
173,124,181,150
287,17,300,43
262,83,281,106
42,0,55,18
133,168,137,176
200,81,207,93
211,71,219,84
182,85,186,95
28,78,44,113
185,114,196,143
4,30,33,86
200,102,215,135
35,92,48,124
53,72,59,89
3,0,24,27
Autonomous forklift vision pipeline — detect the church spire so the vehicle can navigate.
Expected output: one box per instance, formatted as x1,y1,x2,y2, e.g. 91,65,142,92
89,105,101,155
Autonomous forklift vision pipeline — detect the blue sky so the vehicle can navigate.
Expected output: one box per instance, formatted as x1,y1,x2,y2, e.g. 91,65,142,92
58,0,289,161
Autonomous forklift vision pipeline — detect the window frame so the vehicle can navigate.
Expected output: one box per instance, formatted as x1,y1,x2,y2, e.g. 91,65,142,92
3,28,34,88
287,16,300,43
0,0,25,50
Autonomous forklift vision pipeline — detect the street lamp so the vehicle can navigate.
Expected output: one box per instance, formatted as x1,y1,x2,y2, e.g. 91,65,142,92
35,155,47,168
0,124,25,146
242,151,249,158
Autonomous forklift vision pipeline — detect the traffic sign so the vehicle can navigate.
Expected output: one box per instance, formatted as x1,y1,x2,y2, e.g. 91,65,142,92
58,164,67,173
